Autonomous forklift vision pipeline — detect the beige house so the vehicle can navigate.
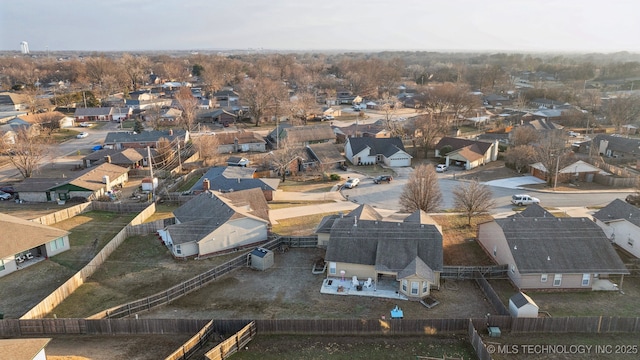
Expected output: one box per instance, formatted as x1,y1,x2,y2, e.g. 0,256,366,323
593,199,640,259
477,205,628,290
434,137,499,170
0,213,70,278
322,206,443,299
159,188,270,258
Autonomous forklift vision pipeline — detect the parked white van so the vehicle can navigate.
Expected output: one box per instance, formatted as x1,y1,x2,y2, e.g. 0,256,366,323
511,194,540,206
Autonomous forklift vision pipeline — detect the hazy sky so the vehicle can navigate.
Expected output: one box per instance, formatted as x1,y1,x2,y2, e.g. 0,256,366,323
2,0,639,53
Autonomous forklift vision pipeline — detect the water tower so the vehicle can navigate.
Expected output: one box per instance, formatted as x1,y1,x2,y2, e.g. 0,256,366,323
20,41,30,54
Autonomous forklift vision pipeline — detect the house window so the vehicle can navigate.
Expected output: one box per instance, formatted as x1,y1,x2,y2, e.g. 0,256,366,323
553,274,562,287
582,273,590,286
402,280,407,292
493,246,497,256
628,237,634,247
411,281,419,295
510,265,515,273
0,260,5,271
422,281,428,294
50,237,64,251
329,262,336,275
541,274,548,283
175,245,181,255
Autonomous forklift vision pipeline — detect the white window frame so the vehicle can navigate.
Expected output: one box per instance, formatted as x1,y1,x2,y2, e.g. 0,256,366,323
628,237,634,247
329,262,336,275
50,237,64,251
541,274,548,283
402,279,407,292
411,281,419,295
510,264,515,273
582,273,590,286
0,259,5,271
493,246,497,256
553,274,562,287
422,281,428,294
175,244,182,255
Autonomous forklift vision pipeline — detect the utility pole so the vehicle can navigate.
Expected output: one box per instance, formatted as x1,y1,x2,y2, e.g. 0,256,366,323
177,143,182,172
553,154,560,191
147,146,155,201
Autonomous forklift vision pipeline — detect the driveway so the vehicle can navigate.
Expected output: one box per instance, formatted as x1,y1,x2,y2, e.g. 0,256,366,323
482,176,546,189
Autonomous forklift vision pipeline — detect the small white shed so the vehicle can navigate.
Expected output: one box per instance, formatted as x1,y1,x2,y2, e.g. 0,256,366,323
249,248,274,271
509,292,539,318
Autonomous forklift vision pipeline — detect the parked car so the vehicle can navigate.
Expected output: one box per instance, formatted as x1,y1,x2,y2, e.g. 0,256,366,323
373,175,393,184
343,178,360,189
435,164,448,172
0,186,15,195
76,132,89,139
0,190,12,200
626,194,640,206
511,194,540,206
322,115,335,121
79,122,91,127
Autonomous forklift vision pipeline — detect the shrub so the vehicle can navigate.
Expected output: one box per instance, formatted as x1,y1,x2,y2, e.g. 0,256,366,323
330,173,341,181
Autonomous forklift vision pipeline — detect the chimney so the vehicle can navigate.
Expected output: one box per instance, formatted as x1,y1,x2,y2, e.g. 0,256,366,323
104,155,111,163
203,178,210,191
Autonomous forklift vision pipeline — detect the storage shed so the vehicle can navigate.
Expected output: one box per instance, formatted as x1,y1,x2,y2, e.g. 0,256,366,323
509,292,539,318
249,248,274,271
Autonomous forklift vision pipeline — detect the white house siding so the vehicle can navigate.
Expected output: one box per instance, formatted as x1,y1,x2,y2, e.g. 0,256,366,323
317,233,330,247
509,300,538,318
197,218,268,256
351,149,375,166
172,241,198,258
45,235,70,257
386,152,412,167
594,219,640,259
0,256,19,278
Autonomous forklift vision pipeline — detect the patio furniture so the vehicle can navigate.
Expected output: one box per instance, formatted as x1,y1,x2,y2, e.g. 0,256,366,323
25,253,34,260
363,278,373,288
352,276,359,287
391,305,404,319
15,255,26,263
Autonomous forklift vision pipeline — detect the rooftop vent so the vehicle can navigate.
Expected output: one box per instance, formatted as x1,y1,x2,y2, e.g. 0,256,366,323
547,256,551,261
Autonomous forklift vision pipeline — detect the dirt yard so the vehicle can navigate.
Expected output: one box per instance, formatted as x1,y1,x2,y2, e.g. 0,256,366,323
139,248,495,320
43,334,192,360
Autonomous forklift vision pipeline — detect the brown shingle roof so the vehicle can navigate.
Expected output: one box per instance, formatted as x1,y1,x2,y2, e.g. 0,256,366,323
0,213,69,258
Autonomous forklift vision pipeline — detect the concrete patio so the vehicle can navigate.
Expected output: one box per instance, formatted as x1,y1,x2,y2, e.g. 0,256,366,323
320,276,409,301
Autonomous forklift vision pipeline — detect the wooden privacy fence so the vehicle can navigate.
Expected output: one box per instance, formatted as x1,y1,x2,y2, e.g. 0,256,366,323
94,238,286,319
468,319,493,360
441,265,508,280
474,272,510,316
205,321,256,360
20,203,157,320
278,235,318,248
253,318,470,334
165,320,215,360
29,202,92,225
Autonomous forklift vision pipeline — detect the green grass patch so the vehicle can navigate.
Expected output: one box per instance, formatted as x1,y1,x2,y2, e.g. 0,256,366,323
144,204,179,222
175,175,201,192
49,211,137,271
49,128,80,143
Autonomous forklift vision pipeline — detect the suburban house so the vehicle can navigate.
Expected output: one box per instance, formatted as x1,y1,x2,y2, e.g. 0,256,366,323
434,137,499,170
211,131,267,153
189,166,280,201
158,188,270,259
74,107,114,122
344,137,411,167
82,148,147,168
0,92,28,111
529,160,607,183
18,111,74,129
267,124,335,148
14,163,129,202
529,98,570,109
316,204,384,247
321,106,342,117
212,89,240,105
0,213,70,278
593,199,640,259
323,206,443,299
333,120,391,142
199,109,238,126
112,107,132,122
585,134,640,159
521,118,563,130
305,143,346,170
103,129,189,150
483,94,512,106
477,206,628,290
0,338,52,359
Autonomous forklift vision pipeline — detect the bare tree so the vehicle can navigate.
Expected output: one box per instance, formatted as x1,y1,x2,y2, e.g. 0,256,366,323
289,91,317,125
510,126,540,146
504,145,537,173
0,128,52,178
413,113,450,157
266,140,304,182
605,95,640,133
120,53,150,91
453,180,496,225
399,164,442,212
175,87,199,131
156,137,175,166
239,77,286,127
192,134,221,166
534,130,572,186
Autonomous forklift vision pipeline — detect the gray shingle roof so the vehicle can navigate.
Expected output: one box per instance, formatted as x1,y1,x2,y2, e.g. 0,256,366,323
510,204,555,219
104,129,187,144
593,198,640,228
190,166,278,193
593,134,640,155
494,217,628,274
325,219,443,273
347,137,408,158
435,137,492,155
510,292,537,308
74,107,113,117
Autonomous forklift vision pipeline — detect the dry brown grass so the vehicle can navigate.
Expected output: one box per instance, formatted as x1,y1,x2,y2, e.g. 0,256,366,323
271,212,341,235
432,214,494,266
